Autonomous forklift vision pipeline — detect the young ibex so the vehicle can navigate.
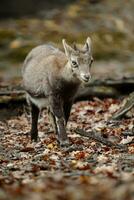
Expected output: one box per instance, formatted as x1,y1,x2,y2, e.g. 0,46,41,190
22,38,93,147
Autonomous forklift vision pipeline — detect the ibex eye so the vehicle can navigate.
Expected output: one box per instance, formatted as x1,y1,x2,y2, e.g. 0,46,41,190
89,58,93,67
72,61,78,68
91,58,94,63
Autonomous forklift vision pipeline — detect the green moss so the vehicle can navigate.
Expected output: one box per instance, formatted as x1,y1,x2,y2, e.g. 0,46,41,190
0,29,16,46
128,41,134,51
91,31,132,60
7,44,36,62
0,27,133,62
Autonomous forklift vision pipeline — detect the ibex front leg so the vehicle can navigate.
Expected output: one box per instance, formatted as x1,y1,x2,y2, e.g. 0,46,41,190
49,95,69,147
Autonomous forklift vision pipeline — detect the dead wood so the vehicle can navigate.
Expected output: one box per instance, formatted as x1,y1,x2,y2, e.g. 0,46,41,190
0,77,134,105
75,128,127,150
76,76,134,100
112,92,134,119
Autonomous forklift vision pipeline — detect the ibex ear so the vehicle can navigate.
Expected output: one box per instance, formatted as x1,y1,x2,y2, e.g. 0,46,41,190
83,37,92,53
62,39,74,57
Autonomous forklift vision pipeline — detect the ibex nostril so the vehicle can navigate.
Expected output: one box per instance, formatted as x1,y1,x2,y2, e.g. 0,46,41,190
83,74,91,81
84,75,89,79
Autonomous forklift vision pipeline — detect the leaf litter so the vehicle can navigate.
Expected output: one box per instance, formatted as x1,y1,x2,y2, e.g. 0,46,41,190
0,98,134,200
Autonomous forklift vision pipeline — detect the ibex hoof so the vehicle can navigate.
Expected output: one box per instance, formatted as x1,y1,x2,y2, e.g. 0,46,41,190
58,139,69,148
30,132,38,142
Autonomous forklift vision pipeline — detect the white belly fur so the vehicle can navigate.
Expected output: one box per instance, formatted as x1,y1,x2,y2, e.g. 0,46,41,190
27,94,49,109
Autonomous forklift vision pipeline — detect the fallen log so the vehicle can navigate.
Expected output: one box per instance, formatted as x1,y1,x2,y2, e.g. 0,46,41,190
76,76,134,100
0,77,134,120
0,76,134,101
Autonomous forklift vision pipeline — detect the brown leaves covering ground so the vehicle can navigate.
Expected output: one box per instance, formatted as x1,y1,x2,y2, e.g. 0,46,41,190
0,98,134,200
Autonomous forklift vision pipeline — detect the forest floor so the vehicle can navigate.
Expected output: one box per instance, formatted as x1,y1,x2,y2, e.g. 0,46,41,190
0,98,134,200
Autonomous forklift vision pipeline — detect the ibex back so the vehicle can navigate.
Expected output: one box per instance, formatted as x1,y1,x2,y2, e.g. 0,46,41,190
22,37,93,147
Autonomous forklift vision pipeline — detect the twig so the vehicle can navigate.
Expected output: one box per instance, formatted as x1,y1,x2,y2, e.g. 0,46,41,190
75,128,126,150
122,131,134,137
63,144,84,153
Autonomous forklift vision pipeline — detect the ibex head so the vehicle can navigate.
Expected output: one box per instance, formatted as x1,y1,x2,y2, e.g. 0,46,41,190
62,37,93,84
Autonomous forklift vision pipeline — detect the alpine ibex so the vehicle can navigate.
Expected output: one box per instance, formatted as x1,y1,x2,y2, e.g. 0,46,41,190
22,38,93,147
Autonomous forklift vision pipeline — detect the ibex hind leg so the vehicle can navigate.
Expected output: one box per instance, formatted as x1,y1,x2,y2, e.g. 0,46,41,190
63,101,72,124
30,102,39,142
48,108,58,135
